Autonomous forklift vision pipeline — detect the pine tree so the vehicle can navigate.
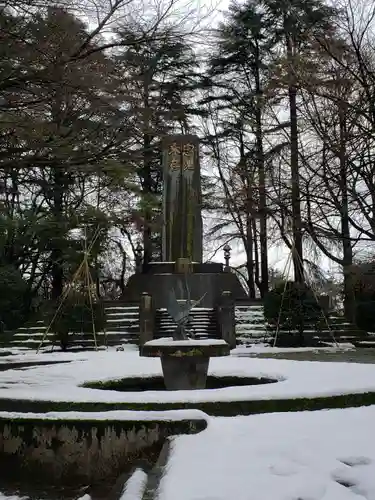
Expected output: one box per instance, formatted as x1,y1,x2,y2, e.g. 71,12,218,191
261,0,337,282
115,27,201,267
205,0,277,297
0,7,127,299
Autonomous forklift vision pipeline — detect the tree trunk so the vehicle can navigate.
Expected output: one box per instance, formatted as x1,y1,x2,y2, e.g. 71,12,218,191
254,62,268,297
142,76,153,271
289,83,303,283
3,168,19,266
338,102,354,321
51,167,65,300
285,26,303,283
142,131,153,271
252,217,261,293
246,214,256,298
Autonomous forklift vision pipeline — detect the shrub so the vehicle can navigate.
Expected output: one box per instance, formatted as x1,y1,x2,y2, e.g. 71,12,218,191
354,300,375,332
0,265,29,331
44,293,106,350
264,281,323,346
351,262,375,332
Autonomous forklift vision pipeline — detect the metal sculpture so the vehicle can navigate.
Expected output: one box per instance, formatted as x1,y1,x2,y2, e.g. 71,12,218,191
166,275,206,340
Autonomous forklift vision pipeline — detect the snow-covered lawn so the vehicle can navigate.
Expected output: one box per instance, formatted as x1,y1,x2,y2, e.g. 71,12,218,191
160,406,375,500
1,347,375,499
1,349,375,405
2,406,375,499
0,345,136,365
232,344,355,355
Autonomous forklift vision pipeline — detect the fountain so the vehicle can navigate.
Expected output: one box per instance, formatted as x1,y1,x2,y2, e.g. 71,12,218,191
140,272,230,390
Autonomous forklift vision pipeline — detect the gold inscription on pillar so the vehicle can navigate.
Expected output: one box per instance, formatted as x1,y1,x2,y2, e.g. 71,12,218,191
182,144,195,170
168,143,181,170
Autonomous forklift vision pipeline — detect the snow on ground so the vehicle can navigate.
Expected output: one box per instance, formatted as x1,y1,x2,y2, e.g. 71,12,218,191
159,405,375,500
120,469,148,500
232,344,355,355
0,408,207,421
2,346,375,499
1,349,375,405
0,496,28,500
0,345,137,365
3,405,375,499
145,338,228,346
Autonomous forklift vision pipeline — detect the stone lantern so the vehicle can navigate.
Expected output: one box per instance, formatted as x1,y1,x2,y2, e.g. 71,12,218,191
134,242,143,273
223,244,231,271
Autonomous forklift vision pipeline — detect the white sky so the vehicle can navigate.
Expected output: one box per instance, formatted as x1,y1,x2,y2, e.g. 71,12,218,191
81,0,349,284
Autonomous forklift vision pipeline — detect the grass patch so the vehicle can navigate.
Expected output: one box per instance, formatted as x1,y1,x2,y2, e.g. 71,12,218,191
82,375,278,392
0,391,375,416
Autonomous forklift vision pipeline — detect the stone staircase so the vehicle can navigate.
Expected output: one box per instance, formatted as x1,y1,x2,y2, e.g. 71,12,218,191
234,303,374,347
235,303,268,344
154,307,219,339
2,300,374,351
0,302,140,351
104,304,139,344
266,314,373,347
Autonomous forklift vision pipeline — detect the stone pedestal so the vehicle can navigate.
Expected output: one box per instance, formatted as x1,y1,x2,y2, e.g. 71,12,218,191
139,292,154,346
161,356,209,390
217,291,236,349
140,339,230,390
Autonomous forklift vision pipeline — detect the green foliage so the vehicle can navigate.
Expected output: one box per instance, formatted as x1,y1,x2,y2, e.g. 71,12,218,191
0,266,29,331
264,281,323,340
2,387,375,417
355,300,375,332
44,294,106,350
352,262,375,332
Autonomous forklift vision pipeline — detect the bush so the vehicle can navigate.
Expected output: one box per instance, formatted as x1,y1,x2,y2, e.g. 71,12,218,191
264,281,323,346
354,300,375,332
44,293,106,350
0,265,29,332
351,262,375,332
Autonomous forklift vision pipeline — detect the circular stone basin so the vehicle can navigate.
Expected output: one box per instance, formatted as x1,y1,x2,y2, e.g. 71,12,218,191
140,339,230,390
83,374,278,392
140,339,230,358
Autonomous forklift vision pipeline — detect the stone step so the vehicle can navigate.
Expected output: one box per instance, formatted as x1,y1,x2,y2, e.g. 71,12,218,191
107,316,137,319
157,322,217,329
107,317,138,323
236,315,264,320
236,305,264,310
235,309,264,314
105,306,138,310
13,333,53,339
8,336,136,349
236,332,266,338
155,315,215,321
155,308,219,339
153,332,216,340
266,328,365,337
154,328,213,335
157,307,214,311
237,336,268,344
157,319,213,326
355,340,375,347
237,324,265,329
157,322,216,328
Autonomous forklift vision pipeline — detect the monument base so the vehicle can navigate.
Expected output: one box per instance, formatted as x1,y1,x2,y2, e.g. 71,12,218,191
122,261,247,309
140,339,230,390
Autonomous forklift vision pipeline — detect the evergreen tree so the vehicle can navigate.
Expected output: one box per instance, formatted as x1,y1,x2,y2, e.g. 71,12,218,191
0,8,129,299
205,0,278,297
261,0,337,282
115,28,201,266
